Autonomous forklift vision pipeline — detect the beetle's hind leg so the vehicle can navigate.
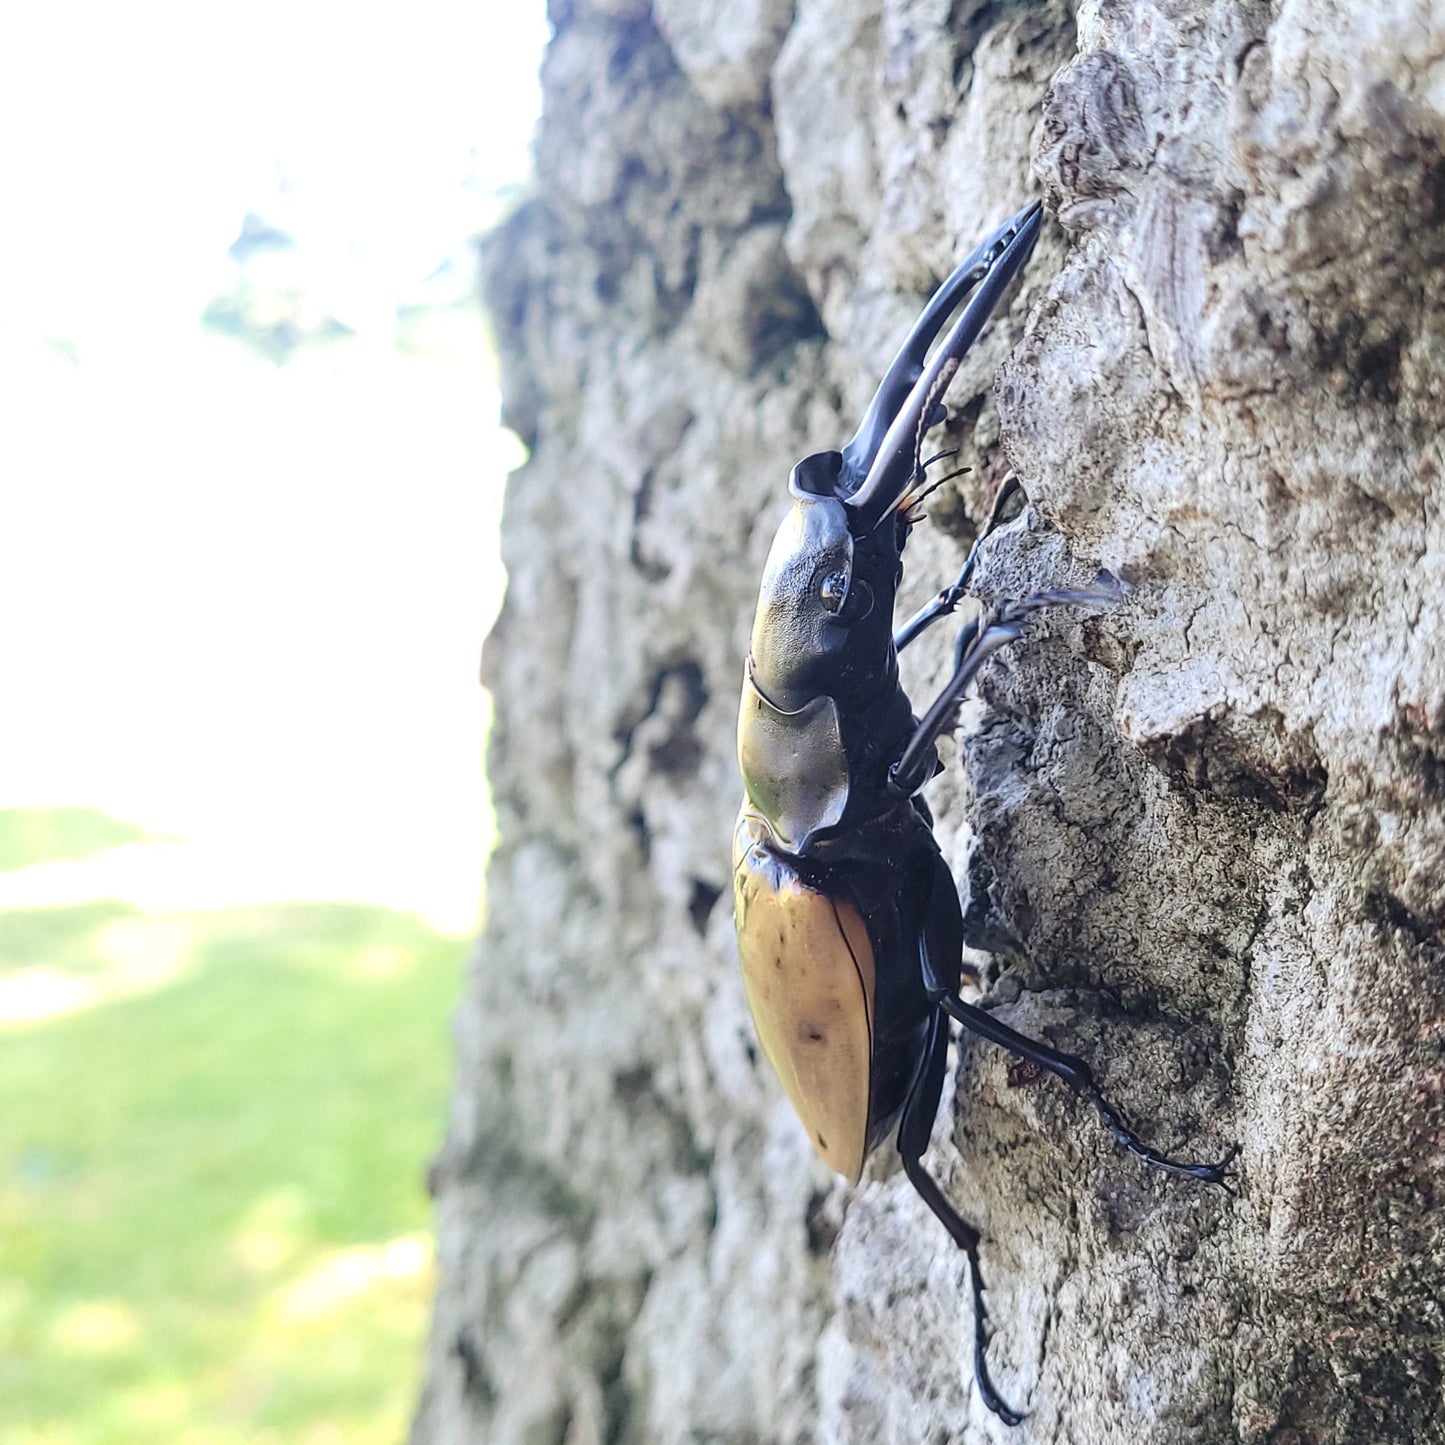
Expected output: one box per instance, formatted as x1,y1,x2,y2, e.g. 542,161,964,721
898,1009,1026,1427
938,993,1239,1184
914,849,1235,1186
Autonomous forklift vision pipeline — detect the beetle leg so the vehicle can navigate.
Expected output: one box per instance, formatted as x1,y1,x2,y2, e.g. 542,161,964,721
914,849,1237,1185
890,578,1123,798
898,1008,1027,1427
938,995,1240,1184
893,474,1024,652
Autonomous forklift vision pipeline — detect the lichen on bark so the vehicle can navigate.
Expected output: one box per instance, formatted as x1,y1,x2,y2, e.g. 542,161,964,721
413,2,1445,1441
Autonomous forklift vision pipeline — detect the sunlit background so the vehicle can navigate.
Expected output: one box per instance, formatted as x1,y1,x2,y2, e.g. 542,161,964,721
0,3,548,1439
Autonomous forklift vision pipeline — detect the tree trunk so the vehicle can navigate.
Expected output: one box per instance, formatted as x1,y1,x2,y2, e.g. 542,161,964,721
412,1,1445,1441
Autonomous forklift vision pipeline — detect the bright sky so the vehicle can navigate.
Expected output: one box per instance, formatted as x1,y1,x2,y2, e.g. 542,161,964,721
0,2,550,935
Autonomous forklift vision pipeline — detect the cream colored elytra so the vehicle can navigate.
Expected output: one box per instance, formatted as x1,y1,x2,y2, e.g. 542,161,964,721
733,811,877,1182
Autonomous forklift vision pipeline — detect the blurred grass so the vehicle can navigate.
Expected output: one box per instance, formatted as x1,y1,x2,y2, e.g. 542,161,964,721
0,812,463,1445
0,809,150,873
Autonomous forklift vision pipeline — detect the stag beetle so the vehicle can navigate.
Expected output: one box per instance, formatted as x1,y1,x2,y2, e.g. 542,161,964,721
732,201,1235,1424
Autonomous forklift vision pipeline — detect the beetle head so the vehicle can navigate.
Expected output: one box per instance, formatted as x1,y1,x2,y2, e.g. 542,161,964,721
746,201,1044,714
747,449,905,713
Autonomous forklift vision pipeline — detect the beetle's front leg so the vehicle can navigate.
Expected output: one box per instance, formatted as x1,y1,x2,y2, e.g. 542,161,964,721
918,855,1238,1185
893,474,1024,653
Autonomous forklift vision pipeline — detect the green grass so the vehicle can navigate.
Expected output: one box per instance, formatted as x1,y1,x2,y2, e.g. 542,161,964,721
0,809,151,873
0,827,463,1444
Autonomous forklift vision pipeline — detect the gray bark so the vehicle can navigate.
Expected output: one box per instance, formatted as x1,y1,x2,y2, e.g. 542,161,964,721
412,1,1445,1441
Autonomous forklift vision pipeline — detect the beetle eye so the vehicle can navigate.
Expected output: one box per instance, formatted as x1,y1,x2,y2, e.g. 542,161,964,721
820,569,850,613
846,579,874,621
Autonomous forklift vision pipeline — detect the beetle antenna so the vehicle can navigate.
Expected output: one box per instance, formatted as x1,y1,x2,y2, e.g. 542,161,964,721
903,481,969,529
901,465,972,525
926,465,971,493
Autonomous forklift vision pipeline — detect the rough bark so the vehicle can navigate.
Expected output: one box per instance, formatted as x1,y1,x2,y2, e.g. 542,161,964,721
413,2,1445,1441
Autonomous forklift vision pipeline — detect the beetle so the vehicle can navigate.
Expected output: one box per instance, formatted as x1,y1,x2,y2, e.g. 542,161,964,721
732,200,1235,1424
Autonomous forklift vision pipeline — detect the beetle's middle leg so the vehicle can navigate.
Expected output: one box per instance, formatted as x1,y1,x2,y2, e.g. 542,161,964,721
917,853,1237,1185
898,1007,1026,1427
890,579,1122,798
